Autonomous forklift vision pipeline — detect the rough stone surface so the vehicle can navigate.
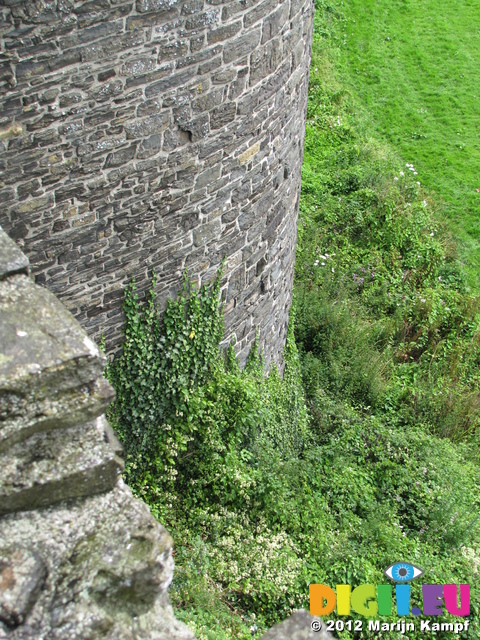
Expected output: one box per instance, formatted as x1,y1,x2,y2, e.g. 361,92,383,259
0,262,114,451
0,0,314,368
0,416,123,516
0,481,194,640
0,232,194,640
259,610,332,640
0,549,47,629
0,229,29,281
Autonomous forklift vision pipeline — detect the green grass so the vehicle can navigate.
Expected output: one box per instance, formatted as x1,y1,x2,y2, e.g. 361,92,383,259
331,0,480,281
299,0,480,449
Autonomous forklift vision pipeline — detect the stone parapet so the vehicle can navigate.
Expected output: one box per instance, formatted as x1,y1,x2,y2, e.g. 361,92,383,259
0,229,194,639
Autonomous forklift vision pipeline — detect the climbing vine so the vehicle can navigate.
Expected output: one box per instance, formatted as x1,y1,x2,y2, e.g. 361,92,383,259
105,269,309,521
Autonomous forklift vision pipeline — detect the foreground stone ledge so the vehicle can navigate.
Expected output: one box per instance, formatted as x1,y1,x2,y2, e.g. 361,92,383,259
0,416,123,516
0,270,114,450
0,233,29,281
0,230,194,639
0,480,194,640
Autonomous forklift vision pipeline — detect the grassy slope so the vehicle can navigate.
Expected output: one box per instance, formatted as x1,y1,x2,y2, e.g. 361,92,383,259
298,0,480,446
336,0,480,280
293,1,480,634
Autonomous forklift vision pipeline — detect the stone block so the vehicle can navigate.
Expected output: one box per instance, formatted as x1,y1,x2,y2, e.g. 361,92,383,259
261,0,289,43
223,29,262,64
144,68,194,97
190,34,205,52
137,98,163,117
182,0,204,15
0,274,114,451
0,416,123,515
184,9,219,30
89,79,124,103
0,548,47,629
104,144,137,167
259,609,331,639
212,68,236,84
195,164,221,188
163,127,191,151
121,57,156,78
250,36,282,85
210,102,236,129
159,40,189,61
221,0,251,20
238,141,261,165
176,44,223,69
138,134,163,157
0,230,29,280
198,56,222,75
207,20,242,44
54,183,87,202
192,88,224,113
290,0,308,18
244,0,278,28
124,113,170,139
193,218,221,246
178,113,210,142
97,68,116,82
228,72,248,100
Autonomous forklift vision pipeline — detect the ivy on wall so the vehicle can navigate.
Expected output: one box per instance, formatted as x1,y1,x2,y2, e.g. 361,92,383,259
105,270,309,522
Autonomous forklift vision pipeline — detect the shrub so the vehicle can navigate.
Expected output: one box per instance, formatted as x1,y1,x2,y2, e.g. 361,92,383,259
105,271,309,521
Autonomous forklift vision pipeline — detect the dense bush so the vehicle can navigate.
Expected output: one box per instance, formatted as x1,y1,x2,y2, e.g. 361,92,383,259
105,268,480,639
105,271,309,520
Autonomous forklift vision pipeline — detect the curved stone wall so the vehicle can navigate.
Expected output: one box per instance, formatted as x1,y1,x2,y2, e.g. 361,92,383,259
0,0,314,367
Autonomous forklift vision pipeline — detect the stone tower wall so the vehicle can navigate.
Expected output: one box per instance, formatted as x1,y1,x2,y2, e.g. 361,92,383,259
0,0,314,367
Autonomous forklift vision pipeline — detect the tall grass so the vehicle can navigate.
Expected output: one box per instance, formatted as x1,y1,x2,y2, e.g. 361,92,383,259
296,1,480,445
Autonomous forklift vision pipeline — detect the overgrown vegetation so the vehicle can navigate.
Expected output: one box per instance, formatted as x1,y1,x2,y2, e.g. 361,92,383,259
298,0,480,446
330,0,480,281
105,273,312,636
104,1,480,638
